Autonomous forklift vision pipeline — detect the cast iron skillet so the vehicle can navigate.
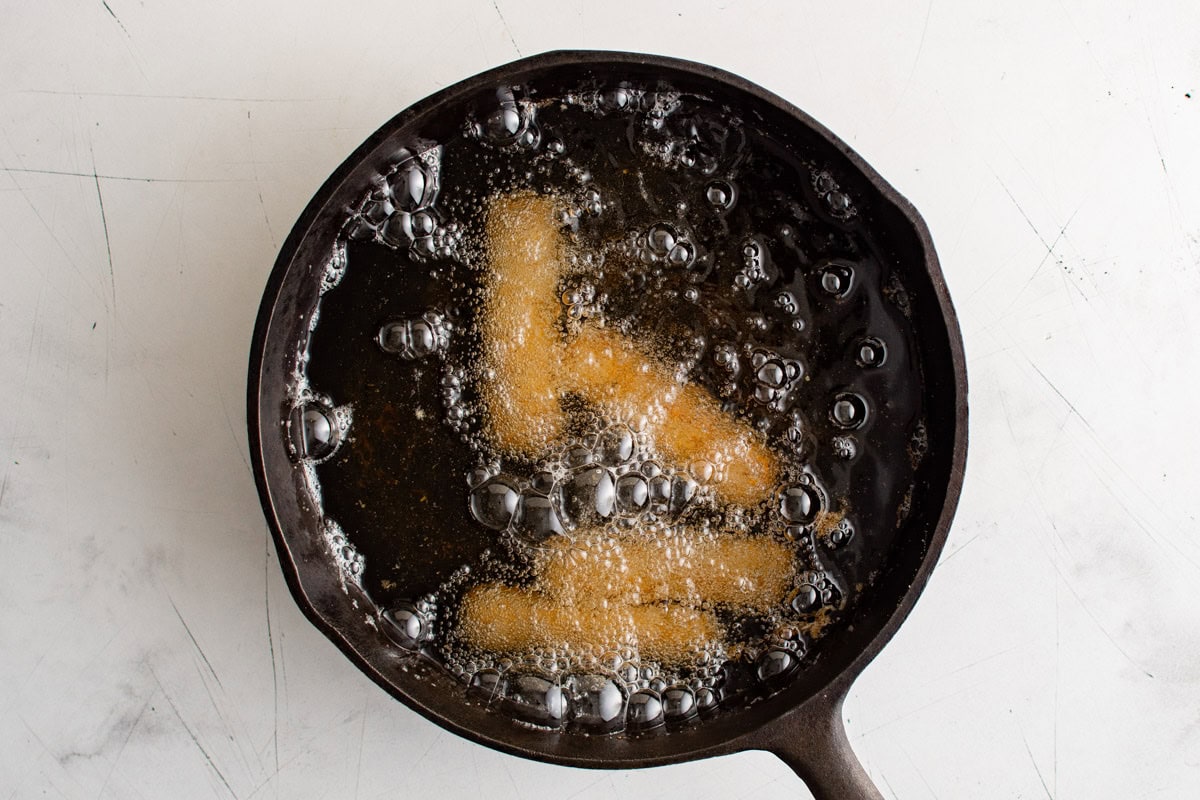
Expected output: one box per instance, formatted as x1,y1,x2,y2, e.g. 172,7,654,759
248,51,967,799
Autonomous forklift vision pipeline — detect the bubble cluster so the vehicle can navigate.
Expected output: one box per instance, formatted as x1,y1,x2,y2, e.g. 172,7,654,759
733,238,769,289
748,348,803,410
472,87,542,151
378,311,449,360
320,242,347,295
345,146,466,262
626,222,697,270
324,520,365,581
813,170,857,221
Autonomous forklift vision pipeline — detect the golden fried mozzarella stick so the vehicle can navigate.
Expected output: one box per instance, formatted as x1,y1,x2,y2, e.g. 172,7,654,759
457,583,722,663
564,327,779,506
535,530,795,612
480,192,569,453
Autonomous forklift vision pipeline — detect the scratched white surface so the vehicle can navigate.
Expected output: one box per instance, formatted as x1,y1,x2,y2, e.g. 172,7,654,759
2,1,1199,797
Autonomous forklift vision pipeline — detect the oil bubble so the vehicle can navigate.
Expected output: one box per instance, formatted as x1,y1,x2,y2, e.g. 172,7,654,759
818,263,855,298
378,312,447,360
381,603,430,651
832,435,858,460
647,224,677,255
627,690,664,729
569,674,627,733
705,180,735,210
598,425,634,463
830,392,869,430
468,668,504,701
487,106,522,139
791,584,820,613
669,474,699,515
779,483,822,524
362,197,393,225
828,518,855,548
855,336,887,367
298,406,335,459
666,242,694,267
694,687,719,713
615,473,649,514
600,87,631,111
757,649,798,682
662,686,697,721
469,477,522,530
648,474,672,514
514,493,564,544
504,673,568,727
565,467,617,523
392,163,428,212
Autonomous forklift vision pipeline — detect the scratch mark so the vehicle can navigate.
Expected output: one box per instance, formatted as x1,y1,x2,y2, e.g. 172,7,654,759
0,472,9,508
1086,452,1200,575
1045,544,1155,679
218,390,252,477
943,645,1019,678
2,166,250,184
996,385,1021,445
101,1,131,38
89,157,117,312
938,529,983,565
491,1,522,56
167,594,224,690
1053,577,1060,797
19,89,324,103
1019,727,1053,799
95,696,152,799
264,530,279,776
1025,357,1094,432
899,743,939,799
0,167,104,301
408,732,444,776
857,683,978,738
907,0,934,86
991,170,1052,250
149,668,238,798
879,772,900,800
563,774,610,800
990,205,1083,324
500,762,523,798
353,701,367,800
245,111,276,249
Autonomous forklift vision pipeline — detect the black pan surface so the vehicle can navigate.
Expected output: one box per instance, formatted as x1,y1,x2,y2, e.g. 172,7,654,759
248,51,967,799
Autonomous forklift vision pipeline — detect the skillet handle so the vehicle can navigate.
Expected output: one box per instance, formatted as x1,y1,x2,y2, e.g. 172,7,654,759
762,691,884,800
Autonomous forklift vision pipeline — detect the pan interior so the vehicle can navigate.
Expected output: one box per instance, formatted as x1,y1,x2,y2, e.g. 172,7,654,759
253,53,961,764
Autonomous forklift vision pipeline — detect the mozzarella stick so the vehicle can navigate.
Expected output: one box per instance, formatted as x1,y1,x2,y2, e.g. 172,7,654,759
457,583,721,663
480,192,569,453
564,328,779,505
535,530,795,612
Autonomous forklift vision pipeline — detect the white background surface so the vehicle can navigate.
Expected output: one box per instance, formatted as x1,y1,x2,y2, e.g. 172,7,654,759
2,1,1199,797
